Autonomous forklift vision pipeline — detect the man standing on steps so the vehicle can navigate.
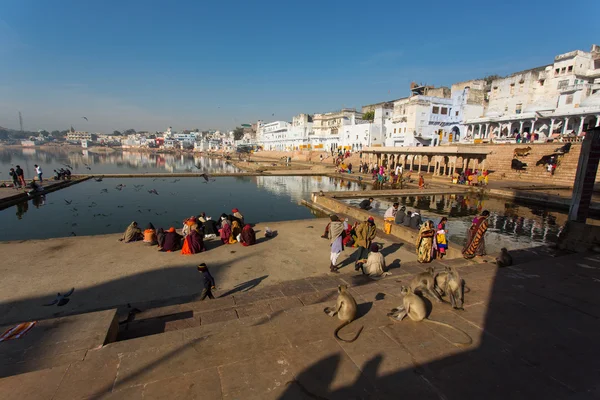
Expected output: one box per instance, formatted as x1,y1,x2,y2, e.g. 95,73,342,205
354,217,377,271
15,165,26,187
34,164,43,183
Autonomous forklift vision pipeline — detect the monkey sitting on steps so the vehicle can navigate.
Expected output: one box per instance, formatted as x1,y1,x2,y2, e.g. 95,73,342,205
496,248,513,268
324,285,363,342
388,286,472,347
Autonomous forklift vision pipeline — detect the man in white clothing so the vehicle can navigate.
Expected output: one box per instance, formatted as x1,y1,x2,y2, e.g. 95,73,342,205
34,164,43,183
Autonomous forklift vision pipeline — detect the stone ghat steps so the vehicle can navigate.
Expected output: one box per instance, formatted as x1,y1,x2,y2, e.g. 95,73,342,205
0,247,568,399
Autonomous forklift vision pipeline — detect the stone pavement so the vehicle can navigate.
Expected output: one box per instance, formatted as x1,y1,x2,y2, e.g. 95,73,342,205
0,218,417,326
1,246,599,399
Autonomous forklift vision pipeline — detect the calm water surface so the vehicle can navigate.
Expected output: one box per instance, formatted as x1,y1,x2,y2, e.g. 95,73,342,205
0,147,238,176
343,194,570,253
1,176,364,241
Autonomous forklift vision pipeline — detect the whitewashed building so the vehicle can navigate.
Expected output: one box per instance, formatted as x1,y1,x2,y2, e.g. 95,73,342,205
464,44,600,141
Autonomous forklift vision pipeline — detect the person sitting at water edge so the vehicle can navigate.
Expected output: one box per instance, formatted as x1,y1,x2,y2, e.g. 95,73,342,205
203,217,218,238
240,224,256,246
121,221,142,243
383,202,399,234
143,223,157,245
359,197,374,210
230,218,242,243
395,206,407,225
198,212,207,223
409,210,422,229
220,215,232,244
161,227,182,252
232,208,244,226
156,228,166,249
182,216,197,237
182,224,206,254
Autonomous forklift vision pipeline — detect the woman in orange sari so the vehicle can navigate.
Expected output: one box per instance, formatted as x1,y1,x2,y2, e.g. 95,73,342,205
181,224,206,255
462,210,490,259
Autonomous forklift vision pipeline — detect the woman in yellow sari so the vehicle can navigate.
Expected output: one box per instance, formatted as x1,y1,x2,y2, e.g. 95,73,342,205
229,219,242,244
415,220,435,263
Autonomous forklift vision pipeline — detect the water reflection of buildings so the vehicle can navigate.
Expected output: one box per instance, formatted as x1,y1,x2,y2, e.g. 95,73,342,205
255,176,364,202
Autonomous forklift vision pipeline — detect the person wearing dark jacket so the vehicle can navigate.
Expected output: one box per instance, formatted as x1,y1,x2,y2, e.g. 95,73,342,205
359,198,374,210
9,168,21,188
197,263,216,300
395,206,407,225
409,211,423,229
161,227,182,252
403,211,412,227
15,165,26,187
202,217,219,238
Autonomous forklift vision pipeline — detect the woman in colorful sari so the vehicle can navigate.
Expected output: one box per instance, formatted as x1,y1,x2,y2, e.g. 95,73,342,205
462,210,490,259
220,216,231,244
181,224,206,254
143,223,157,245
240,224,256,246
415,220,436,263
436,217,448,259
229,220,242,244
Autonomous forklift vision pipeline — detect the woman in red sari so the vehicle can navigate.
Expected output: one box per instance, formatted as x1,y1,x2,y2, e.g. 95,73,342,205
240,224,256,246
181,224,206,255
462,210,490,259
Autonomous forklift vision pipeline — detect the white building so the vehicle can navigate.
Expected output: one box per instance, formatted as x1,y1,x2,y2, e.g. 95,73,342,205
464,44,600,141
67,131,91,142
257,120,292,150
310,109,362,152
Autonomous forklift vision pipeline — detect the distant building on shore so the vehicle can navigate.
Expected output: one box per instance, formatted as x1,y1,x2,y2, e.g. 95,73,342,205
67,131,92,143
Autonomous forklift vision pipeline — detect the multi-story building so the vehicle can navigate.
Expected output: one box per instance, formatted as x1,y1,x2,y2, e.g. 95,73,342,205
66,131,92,142
311,108,362,151
464,44,600,140
257,120,292,150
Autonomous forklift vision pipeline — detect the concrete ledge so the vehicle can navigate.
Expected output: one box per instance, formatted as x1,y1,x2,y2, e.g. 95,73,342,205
307,193,463,259
0,177,91,211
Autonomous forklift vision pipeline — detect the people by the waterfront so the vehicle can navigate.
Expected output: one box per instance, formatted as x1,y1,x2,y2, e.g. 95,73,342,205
156,228,166,249
359,197,374,210
9,168,21,189
436,217,448,259
416,220,436,263
203,217,218,238
354,216,377,271
198,212,207,223
162,227,183,252
232,208,244,226
359,243,391,280
182,216,197,237
182,225,206,254
143,223,157,245
121,221,143,243
34,164,43,183
403,211,412,227
230,219,242,243
383,202,399,234
220,215,232,244
15,165,26,187
240,224,256,246
409,210,423,229
328,215,344,273
197,263,216,301
395,206,407,225
462,210,490,259
27,180,44,196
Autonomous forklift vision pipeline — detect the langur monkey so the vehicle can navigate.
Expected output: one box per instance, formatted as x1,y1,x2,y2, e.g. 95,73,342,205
434,266,465,310
410,266,443,303
324,285,363,342
388,286,472,346
496,248,513,268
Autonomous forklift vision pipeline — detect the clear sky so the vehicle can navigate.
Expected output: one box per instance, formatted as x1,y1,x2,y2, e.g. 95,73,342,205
0,0,597,133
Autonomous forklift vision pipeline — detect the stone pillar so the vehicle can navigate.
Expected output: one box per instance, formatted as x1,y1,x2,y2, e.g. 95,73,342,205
418,155,423,174
569,128,600,222
484,123,490,138
531,120,536,135
463,158,468,172
596,115,600,127
519,121,524,134
409,155,414,171
506,122,511,137
578,116,585,135
477,124,482,138
549,119,555,137
563,117,570,134
426,157,431,174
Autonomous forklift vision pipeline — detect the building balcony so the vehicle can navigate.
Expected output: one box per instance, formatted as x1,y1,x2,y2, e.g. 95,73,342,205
559,83,587,93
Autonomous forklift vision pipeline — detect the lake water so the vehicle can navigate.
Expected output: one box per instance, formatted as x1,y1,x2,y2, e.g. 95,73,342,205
0,176,365,241
342,194,569,254
0,147,238,176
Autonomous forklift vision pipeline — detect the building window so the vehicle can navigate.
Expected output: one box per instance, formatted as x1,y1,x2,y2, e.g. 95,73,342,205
510,83,515,95
455,111,459,116
505,106,508,112
440,107,448,115
539,79,545,86
555,68,560,75
561,67,566,73
558,80,569,89
568,65,573,72
516,104,522,114
566,95,573,105
432,106,439,114
394,128,397,133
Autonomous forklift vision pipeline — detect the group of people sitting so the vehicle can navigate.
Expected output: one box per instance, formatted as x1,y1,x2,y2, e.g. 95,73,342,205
119,208,257,254
455,169,488,186
52,168,72,180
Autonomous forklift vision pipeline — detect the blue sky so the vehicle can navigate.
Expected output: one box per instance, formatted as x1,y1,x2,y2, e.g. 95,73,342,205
0,0,597,133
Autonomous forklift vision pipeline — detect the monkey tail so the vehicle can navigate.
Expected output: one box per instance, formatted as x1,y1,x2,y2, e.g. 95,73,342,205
462,279,471,293
334,321,364,343
423,319,473,347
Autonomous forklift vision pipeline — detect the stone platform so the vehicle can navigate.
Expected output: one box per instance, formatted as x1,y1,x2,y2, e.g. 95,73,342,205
1,246,599,399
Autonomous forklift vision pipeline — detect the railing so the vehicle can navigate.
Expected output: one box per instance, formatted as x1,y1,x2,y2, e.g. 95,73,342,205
559,83,586,92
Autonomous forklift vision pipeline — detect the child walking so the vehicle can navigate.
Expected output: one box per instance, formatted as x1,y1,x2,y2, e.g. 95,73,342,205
197,263,216,300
